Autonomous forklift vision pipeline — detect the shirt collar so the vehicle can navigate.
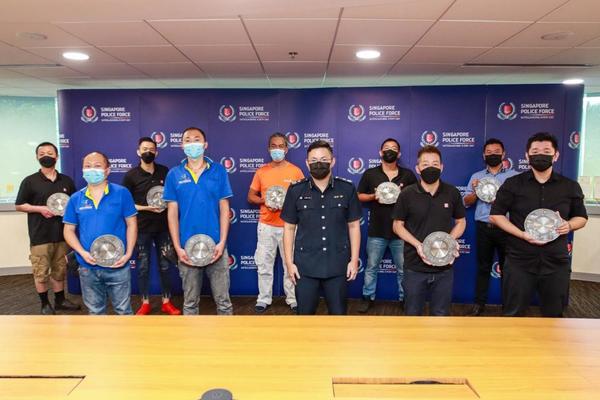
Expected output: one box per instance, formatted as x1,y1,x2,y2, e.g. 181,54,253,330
416,180,443,197
526,169,559,183
180,156,213,169
485,166,506,175
308,175,334,190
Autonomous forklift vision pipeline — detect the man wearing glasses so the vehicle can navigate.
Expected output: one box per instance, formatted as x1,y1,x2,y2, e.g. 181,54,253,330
247,132,304,314
281,140,362,315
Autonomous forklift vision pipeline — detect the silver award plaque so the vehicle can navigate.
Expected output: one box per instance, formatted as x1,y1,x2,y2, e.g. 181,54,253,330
525,208,561,244
475,177,500,203
146,185,166,210
184,234,216,267
265,185,286,210
422,231,458,267
90,234,125,267
375,182,401,205
46,192,70,216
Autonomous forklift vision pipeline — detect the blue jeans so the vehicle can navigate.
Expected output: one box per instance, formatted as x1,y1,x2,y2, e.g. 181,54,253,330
403,268,454,316
79,266,133,315
362,237,405,301
136,231,173,299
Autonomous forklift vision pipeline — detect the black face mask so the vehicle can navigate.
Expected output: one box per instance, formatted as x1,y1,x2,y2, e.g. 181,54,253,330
309,162,331,180
485,154,502,167
528,154,553,172
141,151,156,164
420,166,441,184
39,156,56,168
381,150,399,163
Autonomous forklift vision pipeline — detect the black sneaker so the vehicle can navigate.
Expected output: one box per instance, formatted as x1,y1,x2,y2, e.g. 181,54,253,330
254,303,268,314
357,296,373,313
41,303,55,315
467,304,485,316
290,304,298,313
55,298,81,311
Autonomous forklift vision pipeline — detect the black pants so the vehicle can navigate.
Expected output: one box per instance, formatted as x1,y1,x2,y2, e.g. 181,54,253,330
474,222,507,305
295,274,347,315
502,260,570,317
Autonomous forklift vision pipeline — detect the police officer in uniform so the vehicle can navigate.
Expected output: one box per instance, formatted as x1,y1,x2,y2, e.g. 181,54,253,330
281,140,362,315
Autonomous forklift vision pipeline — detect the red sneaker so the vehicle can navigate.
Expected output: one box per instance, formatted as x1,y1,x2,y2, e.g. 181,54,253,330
161,301,181,315
136,303,152,315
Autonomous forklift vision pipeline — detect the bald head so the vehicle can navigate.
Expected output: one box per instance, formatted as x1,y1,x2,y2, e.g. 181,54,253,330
83,152,109,169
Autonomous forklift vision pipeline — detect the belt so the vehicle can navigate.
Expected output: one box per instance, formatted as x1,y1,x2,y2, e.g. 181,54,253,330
476,221,497,229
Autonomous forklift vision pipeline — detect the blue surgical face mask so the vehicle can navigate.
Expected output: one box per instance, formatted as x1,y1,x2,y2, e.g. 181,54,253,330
270,149,285,162
82,168,105,185
183,142,205,159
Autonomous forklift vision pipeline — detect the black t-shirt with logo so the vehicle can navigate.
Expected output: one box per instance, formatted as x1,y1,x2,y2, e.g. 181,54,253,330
122,163,169,234
15,171,76,246
392,181,466,272
357,165,417,240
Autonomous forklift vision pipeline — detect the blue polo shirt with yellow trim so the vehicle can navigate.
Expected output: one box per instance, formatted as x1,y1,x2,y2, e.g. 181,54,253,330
163,157,233,247
63,182,137,269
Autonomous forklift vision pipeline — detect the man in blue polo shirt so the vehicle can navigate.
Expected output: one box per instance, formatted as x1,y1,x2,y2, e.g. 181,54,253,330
63,151,138,315
463,138,518,316
164,127,234,315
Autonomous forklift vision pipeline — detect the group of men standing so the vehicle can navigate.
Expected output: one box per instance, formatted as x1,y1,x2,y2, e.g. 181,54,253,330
16,129,587,317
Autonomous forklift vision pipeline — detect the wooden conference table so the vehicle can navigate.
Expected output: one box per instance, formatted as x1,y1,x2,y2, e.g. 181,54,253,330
1,315,599,399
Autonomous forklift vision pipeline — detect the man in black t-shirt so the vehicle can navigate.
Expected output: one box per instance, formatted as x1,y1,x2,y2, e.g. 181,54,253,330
392,145,466,316
357,138,417,312
15,142,80,315
490,132,588,317
122,137,181,315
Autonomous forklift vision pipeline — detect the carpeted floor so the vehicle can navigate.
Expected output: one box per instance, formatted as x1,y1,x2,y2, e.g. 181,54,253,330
1,274,599,317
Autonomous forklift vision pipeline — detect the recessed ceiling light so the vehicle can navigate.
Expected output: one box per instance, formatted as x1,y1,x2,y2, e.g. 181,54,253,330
356,49,381,60
541,31,573,41
562,78,584,85
17,32,47,41
62,51,90,61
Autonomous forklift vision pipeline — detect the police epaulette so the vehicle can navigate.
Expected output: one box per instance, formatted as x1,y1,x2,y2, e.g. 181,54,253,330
334,176,353,184
290,178,308,186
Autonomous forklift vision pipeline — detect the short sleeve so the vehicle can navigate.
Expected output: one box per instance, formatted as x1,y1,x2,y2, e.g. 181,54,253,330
121,188,137,219
392,191,409,221
67,176,77,195
15,177,31,206
62,193,78,225
249,170,261,192
357,171,372,194
464,173,476,198
490,178,514,216
347,186,362,222
163,169,177,202
404,170,418,186
280,187,298,224
569,181,588,220
452,187,466,219
218,167,233,199
294,167,305,181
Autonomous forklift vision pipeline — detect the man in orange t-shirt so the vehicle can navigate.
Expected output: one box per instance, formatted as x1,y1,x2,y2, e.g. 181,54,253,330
248,132,304,313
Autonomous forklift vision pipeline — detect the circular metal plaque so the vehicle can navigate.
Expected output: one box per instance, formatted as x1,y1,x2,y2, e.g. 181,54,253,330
90,234,125,267
475,177,500,203
265,185,286,210
184,234,216,267
146,185,166,210
46,192,70,216
375,182,401,204
422,231,458,267
525,208,561,244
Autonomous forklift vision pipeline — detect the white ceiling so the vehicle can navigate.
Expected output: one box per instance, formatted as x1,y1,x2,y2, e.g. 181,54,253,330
1,0,600,96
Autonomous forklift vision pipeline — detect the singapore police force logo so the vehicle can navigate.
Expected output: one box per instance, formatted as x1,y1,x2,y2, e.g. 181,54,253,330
568,131,580,149
151,131,168,148
420,130,439,147
497,102,517,120
228,254,238,270
219,105,236,122
285,131,301,149
220,156,237,173
347,157,365,174
347,104,366,122
81,106,98,123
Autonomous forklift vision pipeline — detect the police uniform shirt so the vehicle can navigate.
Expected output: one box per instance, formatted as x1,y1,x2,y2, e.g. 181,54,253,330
280,176,362,279
122,163,169,234
15,171,76,246
357,165,417,239
490,170,587,274
392,181,466,272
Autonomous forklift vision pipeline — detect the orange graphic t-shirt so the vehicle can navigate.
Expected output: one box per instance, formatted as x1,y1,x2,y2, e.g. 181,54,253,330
250,161,305,227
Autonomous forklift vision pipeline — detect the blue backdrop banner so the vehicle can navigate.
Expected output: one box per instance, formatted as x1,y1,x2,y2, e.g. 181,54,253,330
58,84,583,304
